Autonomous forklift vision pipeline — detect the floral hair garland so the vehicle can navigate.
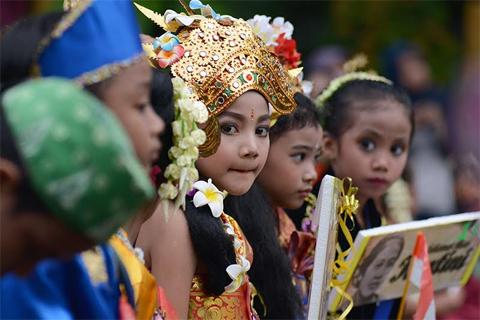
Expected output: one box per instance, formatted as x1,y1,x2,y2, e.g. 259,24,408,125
158,77,208,218
192,178,250,292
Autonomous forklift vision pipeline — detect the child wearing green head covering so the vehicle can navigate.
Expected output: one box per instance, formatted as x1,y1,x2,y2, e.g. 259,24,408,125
0,78,154,276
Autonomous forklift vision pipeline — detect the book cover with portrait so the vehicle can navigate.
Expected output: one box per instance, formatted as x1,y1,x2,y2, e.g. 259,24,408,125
328,212,480,312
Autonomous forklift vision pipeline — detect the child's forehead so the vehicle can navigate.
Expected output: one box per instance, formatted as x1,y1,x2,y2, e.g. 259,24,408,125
351,98,408,113
274,125,321,146
344,106,411,138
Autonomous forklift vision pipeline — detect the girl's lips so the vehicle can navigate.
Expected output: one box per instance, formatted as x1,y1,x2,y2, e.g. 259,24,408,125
298,189,312,198
229,169,254,173
367,178,387,187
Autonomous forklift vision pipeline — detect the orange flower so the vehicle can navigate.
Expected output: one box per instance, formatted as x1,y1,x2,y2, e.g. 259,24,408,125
157,45,185,68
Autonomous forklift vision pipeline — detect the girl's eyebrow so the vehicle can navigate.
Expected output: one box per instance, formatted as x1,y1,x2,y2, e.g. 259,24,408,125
292,145,314,151
219,111,244,121
257,114,270,123
360,129,382,138
219,111,270,123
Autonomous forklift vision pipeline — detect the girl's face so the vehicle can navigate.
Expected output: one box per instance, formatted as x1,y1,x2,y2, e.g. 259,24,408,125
101,60,165,169
257,125,322,209
196,91,270,195
323,103,411,203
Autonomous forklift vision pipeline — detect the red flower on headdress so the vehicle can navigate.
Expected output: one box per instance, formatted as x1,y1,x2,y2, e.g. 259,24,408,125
274,33,301,69
157,44,185,68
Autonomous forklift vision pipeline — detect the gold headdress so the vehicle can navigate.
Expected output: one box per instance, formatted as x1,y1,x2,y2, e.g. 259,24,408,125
314,54,393,112
135,1,297,156
247,15,312,126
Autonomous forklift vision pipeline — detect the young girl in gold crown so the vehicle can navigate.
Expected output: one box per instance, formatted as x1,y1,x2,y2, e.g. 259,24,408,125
223,15,323,319
315,55,413,319
134,1,299,318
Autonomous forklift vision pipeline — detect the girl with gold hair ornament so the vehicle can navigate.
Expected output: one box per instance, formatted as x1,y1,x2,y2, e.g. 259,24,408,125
219,15,321,319
134,1,299,318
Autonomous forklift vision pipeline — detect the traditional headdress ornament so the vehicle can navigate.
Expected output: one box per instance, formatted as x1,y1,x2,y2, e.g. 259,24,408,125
63,0,81,11
247,15,313,126
248,15,312,97
135,0,298,156
2,78,154,241
314,53,393,112
33,0,145,87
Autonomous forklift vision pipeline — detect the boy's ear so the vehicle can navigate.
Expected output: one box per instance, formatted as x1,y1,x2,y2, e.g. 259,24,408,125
322,132,338,162
0,158,21,193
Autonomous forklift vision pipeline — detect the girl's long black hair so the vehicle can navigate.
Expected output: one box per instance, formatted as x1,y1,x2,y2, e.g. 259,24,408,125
182,182,302,318
226,183,303,319
1,11,64,93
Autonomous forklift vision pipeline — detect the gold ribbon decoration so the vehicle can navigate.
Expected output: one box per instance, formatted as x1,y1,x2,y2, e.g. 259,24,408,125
250,282,267,317
330,177,360,320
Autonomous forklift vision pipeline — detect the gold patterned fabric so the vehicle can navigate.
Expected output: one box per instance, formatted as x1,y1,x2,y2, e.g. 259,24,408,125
188,213,256,320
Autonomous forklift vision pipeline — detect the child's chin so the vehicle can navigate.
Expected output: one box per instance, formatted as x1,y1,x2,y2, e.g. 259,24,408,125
224,181,254,196
284,199,304,210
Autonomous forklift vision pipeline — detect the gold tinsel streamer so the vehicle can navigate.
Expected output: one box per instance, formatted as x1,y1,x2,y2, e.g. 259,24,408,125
330,177,359,320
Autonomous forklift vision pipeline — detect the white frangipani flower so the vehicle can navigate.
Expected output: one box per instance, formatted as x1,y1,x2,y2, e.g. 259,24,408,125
224,254,251,292
271,17,294,40
223,222,241,250
193,179,224,218
247,15,276,46
300,80,313,97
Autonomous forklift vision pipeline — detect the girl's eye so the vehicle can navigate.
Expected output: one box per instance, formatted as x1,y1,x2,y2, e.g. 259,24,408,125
360,139,375,151
391,144,405,156
220,124,238,135
256,126,269,137
314,153,321,163
291,153,306,161
136,103,148,112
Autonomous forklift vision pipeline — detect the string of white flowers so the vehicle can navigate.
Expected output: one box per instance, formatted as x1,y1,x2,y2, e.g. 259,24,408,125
192,179,250,293
158,77,208,220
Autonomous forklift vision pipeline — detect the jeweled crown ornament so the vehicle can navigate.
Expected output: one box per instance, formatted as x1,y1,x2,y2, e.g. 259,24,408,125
136,0,298,156
136,0,297,118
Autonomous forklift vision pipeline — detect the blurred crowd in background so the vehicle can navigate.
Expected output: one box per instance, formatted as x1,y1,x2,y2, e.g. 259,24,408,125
1,1,479,319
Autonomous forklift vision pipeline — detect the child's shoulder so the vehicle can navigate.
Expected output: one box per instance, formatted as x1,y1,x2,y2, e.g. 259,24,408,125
139,201,189,241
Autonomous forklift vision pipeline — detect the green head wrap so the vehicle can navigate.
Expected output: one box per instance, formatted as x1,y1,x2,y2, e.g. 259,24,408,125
2,78,155,241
